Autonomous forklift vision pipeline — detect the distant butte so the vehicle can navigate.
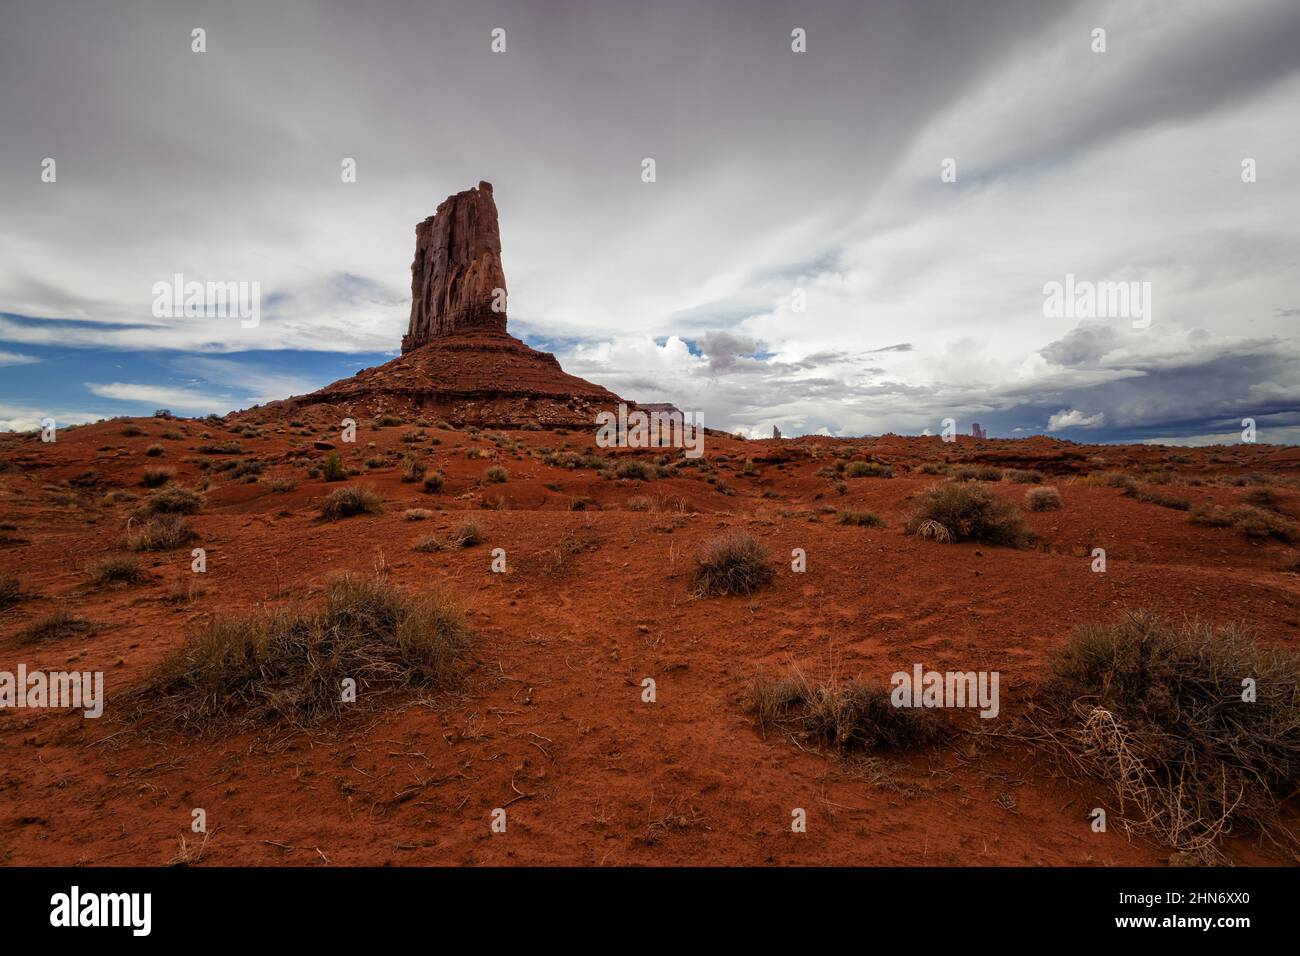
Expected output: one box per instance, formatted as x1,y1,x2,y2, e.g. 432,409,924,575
263,182,625,427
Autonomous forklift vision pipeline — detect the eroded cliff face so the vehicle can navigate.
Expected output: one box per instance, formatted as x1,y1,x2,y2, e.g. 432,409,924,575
402,181,507,353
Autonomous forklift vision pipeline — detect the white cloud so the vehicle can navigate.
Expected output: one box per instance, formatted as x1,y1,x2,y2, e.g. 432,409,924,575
82,382,235,413
1048,408,1106,431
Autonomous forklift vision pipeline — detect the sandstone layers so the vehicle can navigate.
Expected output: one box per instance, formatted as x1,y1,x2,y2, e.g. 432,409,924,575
402,181,507,351
263,182,624,427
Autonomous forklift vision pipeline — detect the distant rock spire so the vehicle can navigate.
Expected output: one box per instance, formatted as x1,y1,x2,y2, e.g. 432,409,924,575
402,181,507,353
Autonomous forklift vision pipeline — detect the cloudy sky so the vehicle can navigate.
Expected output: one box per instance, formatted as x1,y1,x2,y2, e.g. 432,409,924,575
1,0,1298,442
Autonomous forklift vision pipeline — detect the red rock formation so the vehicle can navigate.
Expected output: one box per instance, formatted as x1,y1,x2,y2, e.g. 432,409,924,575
258,182,627,428
403,181,507,352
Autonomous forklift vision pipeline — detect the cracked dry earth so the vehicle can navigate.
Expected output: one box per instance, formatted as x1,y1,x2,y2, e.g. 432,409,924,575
2,415,1298,865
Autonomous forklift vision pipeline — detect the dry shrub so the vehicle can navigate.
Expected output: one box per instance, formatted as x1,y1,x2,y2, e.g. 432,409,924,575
912,518,954,543
448,520,482,547
1007,469,1044,484
1037,612,1300,855
844,460,894,479
903,482,1029,547
128,573,469,728
1131,487,1190,511
20,610,94,645
145,444,165,458
533,527,601,575
404,508,433,521
319,485,383,520
751,670,949,752
1191,505,1296,542
839,509,885,527
91,554,147,586
139,484,203,515
693,531,775,597
0,575,21,610
401,456,426,483
422,472,445,493
953,465,1003,482
1244,487,1279,510
616,459,658,481
125,514,195,551
140,467,174,488
1025,486,1062,511
483,465,508,483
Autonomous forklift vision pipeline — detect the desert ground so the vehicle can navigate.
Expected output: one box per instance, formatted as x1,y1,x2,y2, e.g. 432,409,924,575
2,413,1298,866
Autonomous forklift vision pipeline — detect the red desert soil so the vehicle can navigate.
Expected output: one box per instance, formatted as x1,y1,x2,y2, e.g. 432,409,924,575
1,416,1298,866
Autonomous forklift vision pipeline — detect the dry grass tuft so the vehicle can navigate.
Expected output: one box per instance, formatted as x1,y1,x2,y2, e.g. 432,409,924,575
1191,504,1296,543
19,610,94,645
839,509,885,527
127,573,470,728
90,554,148,586
693,531,775,597
1025,486,1062,511
751,669,950,753
125,514,195,551
0,575,21,610
318,485,383,520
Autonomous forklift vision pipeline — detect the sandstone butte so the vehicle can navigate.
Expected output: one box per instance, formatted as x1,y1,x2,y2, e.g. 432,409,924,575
261,181,625,428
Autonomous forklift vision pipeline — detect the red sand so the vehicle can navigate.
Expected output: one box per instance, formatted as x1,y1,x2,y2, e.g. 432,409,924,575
1,416,1297,866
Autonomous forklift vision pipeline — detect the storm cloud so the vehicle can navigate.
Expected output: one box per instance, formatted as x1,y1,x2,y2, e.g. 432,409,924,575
1,0,1298,442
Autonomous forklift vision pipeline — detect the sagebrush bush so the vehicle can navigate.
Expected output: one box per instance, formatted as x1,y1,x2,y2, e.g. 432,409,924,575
1040,612,1300,854
125,514,195,551
422,472,445,493
20,610,94,645
1025,486,1062,511
1191,505,1296,542
140,467,175,488
91,554,147,586
448,520,482,547
140,484,203,515
839,509,885,527
693,531,775,597
483,465,508,483
0,575,21,609
751,671,949,752
953,465,1003,482
319,485,383,520
844,460,893,479
616,460,657,481
129,573,470,727
904,482,1029,547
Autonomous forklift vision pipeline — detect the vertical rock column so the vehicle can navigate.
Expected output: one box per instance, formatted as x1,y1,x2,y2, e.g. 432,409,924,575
402,180,508,353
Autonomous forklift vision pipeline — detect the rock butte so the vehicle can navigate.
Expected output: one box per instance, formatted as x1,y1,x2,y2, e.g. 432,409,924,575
264,182,625,427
